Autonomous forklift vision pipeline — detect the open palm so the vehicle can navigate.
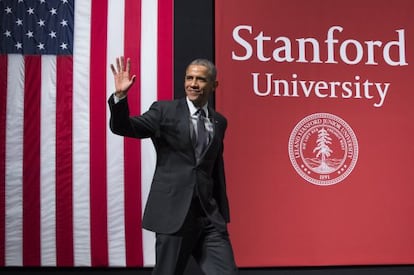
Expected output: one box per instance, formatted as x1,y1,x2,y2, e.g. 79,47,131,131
110,56,136,98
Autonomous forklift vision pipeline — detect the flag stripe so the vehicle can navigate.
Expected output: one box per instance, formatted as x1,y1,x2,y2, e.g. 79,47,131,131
106,0,127,266
40,55,57,266
140,0,158,266
23,56,41,266
158,0,174,100
5,54,24,266
0,55,7,266
73,0,92,266
56,56,74,266
124,0,143,266
90,0,109,266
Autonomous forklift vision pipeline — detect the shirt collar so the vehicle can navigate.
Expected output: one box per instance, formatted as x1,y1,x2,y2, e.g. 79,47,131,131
186,97,208,117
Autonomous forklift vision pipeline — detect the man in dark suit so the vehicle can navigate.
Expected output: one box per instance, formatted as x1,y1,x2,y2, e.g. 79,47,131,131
108,56,238,275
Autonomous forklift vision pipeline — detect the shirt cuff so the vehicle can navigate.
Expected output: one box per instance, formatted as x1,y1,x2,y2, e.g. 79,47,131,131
113,93,126,104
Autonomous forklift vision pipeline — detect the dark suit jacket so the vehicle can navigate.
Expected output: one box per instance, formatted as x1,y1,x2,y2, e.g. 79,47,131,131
108,96,230,234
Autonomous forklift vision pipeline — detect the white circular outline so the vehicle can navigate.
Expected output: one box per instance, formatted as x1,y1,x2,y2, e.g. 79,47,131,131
288,113,359,186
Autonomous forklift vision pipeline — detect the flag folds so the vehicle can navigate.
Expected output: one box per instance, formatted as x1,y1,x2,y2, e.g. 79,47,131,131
0,0,173,267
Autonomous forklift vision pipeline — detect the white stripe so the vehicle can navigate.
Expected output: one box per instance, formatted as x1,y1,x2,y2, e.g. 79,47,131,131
141,0,158,267
40,56,57,266
106,0,127,266
73,0,92,266
5,54,25,266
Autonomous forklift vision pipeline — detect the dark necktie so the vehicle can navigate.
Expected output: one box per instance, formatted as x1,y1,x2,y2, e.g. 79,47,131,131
195,109,208,159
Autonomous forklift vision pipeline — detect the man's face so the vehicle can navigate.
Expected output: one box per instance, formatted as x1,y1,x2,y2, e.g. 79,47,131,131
184,64,218,107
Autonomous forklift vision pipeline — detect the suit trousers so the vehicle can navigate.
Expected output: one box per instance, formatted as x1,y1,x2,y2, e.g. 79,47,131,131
151,199,238,275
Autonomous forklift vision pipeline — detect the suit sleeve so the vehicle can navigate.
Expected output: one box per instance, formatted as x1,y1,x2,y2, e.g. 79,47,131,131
212,116,231,222
108,95,161,139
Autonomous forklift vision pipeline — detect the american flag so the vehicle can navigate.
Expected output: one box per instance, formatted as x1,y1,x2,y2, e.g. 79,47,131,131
0,0,173,267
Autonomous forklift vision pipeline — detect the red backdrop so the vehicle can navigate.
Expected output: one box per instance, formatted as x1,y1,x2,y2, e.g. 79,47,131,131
215,0,414,267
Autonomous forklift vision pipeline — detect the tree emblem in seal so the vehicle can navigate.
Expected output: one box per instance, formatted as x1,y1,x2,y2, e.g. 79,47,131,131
288,113,358,186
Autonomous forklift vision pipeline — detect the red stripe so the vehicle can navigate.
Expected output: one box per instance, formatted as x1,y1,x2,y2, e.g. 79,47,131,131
124,0,143,266
0,55,7,266
158,0,174,100
23,56,41,265
90,0,109,266
55,56,74,266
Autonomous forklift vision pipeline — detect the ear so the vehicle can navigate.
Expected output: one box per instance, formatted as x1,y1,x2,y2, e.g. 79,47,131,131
213,80,219,90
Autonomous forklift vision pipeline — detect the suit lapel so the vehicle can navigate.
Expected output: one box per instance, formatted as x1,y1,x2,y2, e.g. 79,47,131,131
176,98,193,148
204,107,220,153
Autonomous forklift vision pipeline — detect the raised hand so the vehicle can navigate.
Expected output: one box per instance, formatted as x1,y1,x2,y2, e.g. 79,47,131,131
110,56,136,98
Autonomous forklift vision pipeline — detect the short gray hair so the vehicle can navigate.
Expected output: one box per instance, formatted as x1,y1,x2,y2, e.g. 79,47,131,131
188,59,217,81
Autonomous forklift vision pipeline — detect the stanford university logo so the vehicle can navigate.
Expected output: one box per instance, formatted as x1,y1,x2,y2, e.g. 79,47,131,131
288,113,358,186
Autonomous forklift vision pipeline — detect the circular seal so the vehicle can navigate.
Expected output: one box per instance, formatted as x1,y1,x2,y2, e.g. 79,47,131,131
288,113,358,186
